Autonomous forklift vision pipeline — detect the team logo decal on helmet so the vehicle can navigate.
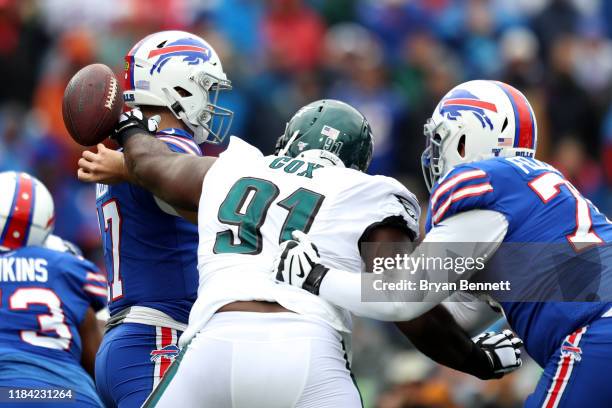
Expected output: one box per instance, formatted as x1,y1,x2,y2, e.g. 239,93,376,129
148,38,212,75
439,89,497,130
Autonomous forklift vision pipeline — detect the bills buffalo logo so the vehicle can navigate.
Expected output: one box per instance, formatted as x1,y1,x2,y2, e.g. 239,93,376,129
148,38,212,75
560,341,582,361
150,344,180,362
439,89,497,130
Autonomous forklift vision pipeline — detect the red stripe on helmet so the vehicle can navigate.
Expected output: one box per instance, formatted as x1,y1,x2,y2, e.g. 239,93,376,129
1,174,35,250
496,82,535,149
124,56,134,92
124,35,150,92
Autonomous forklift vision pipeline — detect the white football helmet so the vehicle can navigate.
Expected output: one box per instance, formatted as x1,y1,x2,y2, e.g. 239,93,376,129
0,172,55,251
422,80,537,191
123,30,232,144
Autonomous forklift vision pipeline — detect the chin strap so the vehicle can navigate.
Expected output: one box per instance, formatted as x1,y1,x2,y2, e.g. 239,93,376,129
296,150,345,168
160,87,200,142
278,130,300,156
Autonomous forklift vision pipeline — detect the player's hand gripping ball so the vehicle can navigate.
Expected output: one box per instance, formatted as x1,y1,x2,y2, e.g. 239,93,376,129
62,64,123,146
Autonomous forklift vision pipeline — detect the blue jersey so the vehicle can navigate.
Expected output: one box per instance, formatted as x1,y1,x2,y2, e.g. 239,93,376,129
95,128,200,323
0,245,106,365
426,156,612,366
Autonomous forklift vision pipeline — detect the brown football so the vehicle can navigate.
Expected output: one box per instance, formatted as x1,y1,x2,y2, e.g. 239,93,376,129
62,63,123,146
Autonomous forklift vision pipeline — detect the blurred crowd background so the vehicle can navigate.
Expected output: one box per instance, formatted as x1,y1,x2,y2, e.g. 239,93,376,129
1,0,611,406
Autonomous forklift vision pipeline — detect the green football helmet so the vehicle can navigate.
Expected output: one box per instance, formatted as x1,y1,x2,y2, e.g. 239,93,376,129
274,99,374,172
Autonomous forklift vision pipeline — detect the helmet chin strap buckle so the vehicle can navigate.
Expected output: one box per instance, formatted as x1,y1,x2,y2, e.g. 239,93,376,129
171,101,184,115
161,87,186,119
161,87,208,143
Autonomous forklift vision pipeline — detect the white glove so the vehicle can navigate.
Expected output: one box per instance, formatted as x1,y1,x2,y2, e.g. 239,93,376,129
272,231,329,295
473,329,523,377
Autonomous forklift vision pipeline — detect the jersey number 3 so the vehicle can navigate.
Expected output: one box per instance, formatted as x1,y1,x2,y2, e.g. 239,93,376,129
214,177,325,255
4,288,72,350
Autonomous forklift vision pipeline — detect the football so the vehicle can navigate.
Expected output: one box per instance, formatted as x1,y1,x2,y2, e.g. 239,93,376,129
62,63,123,146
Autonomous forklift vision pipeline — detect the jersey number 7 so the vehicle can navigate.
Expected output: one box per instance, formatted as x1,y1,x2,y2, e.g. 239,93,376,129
529,172,605,251
101,200,123,301
214,177,325,255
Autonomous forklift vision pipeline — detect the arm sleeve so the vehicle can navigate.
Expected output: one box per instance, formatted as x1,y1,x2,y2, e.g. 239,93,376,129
442,292,503,335
319,209,508,321
67,256,108,312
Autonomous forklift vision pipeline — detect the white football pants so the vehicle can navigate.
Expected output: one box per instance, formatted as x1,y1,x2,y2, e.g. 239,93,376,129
144,312,362,408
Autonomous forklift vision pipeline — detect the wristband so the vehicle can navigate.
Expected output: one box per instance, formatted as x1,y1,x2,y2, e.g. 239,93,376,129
114,127,150,146
461,342,498,380
302,264,329,295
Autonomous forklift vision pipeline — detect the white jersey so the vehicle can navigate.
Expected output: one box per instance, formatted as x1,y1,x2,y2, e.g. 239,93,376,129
181,137,420,345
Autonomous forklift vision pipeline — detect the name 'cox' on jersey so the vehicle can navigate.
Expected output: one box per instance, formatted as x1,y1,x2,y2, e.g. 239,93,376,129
95,128,201,323
426,156,612,367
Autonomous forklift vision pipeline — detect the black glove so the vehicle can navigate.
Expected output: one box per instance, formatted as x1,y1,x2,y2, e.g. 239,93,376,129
113,108,160,145
473,329,523,378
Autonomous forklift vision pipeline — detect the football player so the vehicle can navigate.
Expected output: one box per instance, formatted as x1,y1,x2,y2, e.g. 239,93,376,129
77,30,233,408
0,171,106,407
110,99,522,407
276,80,612,407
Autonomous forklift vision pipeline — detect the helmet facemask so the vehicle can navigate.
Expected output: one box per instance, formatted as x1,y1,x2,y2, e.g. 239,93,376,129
164,70,233,144
422,119,462,191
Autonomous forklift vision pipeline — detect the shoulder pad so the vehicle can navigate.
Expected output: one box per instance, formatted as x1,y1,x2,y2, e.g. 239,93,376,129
428,164,494,228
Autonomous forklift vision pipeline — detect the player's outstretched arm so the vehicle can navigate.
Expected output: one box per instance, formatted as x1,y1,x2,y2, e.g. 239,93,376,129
396,306,522,380
117,109,216,211
358,222,517,380
274,210,508,320
273,226,521,379
274,229,436,320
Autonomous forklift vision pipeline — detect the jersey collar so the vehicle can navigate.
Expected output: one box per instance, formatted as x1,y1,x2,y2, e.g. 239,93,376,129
156,128,196,141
